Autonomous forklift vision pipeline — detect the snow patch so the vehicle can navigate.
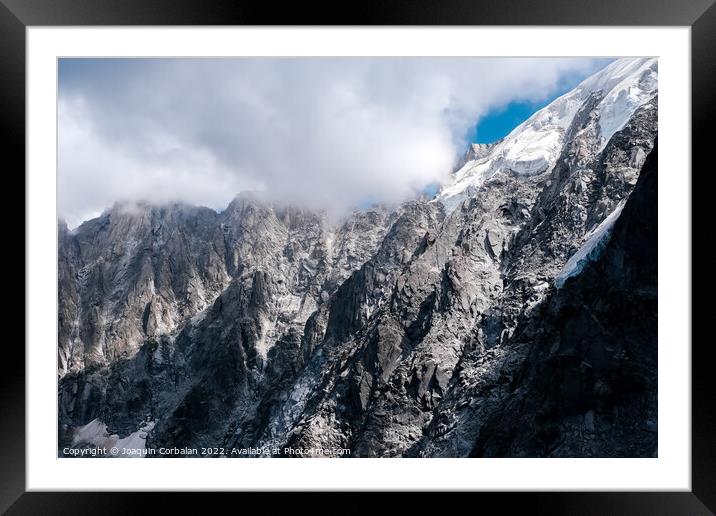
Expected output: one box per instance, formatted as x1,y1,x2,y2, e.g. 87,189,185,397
254,314,277,360
70,418,156,457
502,127,562,175
596,61,658,150
554,200,625,288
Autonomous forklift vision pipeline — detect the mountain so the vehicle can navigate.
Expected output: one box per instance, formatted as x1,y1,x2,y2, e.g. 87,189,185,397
438,58,657,212
57,58,658,458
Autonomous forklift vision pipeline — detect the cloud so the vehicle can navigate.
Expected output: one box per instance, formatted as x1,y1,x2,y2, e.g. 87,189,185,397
58,57,609,227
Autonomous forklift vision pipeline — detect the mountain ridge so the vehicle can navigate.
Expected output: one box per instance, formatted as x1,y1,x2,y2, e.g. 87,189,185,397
437,57,657,212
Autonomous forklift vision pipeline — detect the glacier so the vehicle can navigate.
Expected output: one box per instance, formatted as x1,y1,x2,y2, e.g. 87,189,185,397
436,57,657,212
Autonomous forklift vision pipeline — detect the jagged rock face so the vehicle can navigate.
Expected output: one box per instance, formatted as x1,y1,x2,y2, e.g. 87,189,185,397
58,58,659,458
452,142,501,172
58,204,231,374
58,198,395,431
469,142,658,458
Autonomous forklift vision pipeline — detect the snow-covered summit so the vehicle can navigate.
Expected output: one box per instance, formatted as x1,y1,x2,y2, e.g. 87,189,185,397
437,58,657,212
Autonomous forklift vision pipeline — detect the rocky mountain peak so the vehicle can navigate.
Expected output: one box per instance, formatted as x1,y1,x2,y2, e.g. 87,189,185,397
437,58,657,213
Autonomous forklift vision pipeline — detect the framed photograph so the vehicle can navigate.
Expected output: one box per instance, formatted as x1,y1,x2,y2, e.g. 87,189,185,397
5,0,712,512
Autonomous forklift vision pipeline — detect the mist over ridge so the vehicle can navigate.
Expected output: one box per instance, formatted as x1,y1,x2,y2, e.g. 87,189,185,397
59,57,610,228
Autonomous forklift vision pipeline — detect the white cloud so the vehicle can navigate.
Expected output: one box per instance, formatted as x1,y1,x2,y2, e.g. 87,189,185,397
58,57,608,227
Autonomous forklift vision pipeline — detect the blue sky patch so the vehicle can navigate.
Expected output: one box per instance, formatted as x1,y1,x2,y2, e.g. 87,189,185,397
469,60,613,144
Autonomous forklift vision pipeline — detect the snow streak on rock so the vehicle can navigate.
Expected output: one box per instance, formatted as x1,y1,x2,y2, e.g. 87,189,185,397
554,200,625,288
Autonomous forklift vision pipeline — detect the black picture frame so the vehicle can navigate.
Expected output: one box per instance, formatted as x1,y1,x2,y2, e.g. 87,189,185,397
3,0,712,512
